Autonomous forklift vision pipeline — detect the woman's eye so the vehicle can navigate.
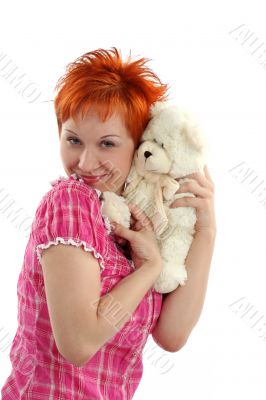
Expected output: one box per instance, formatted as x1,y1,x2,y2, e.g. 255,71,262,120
66,138,114,148
67,137,80,145
101,140,115,148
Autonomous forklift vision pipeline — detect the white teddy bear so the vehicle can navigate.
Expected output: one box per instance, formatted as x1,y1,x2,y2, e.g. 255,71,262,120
101,101,209,293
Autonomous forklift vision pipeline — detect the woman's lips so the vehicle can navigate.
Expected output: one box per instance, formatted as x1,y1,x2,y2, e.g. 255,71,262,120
81,174,109,183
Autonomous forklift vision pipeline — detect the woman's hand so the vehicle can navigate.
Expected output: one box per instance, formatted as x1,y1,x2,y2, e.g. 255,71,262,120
170,165,216,235
111,203,163,271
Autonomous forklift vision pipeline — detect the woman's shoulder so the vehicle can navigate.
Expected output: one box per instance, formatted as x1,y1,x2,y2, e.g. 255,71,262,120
32,174,106,227
31,174,110,270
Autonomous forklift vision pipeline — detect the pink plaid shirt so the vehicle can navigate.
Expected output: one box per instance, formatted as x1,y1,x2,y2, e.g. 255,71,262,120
1,174,163,399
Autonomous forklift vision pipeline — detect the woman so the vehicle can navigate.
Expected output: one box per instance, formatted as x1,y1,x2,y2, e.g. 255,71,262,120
1,47,216,399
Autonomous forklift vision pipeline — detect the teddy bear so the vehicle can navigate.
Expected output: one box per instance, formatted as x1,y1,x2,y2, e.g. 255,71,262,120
101,101,209,293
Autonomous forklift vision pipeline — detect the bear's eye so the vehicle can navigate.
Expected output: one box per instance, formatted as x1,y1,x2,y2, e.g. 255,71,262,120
153,138,164,148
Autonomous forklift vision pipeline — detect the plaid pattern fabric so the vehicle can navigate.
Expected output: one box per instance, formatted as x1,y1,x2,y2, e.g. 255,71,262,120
1,175,163,399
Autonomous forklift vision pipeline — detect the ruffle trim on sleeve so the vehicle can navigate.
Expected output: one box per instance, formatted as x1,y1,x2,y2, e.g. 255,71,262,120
36,237,105,271
100,199,112,235
49,175,68,187
88,187,112,234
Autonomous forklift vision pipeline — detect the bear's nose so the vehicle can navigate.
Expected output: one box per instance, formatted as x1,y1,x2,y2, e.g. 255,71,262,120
144,151,152,159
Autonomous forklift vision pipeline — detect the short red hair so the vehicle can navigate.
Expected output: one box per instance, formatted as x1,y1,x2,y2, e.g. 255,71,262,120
54,47,169,146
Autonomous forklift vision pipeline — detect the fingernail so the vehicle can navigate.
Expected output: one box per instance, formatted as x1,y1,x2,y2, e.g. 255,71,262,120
110,223,116,231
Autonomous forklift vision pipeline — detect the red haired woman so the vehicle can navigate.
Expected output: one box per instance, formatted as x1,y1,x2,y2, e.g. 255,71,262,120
1,48,216,399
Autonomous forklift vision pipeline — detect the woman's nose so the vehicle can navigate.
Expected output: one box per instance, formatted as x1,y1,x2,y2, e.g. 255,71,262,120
78,149,101,172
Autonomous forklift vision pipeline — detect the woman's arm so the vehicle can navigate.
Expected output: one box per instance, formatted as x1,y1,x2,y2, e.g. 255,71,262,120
94,261,162,347
82,204,166,366
152,229,216,351
152,165,216,351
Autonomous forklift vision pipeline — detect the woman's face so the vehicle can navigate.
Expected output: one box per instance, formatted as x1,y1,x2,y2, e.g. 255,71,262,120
60,107,136,195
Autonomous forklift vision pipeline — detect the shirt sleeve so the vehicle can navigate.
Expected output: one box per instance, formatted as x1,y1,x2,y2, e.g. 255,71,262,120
32,184,107,271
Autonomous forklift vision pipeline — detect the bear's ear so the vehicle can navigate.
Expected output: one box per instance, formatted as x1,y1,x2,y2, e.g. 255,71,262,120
181,111,207,152
150,101,169,117
142,101,171,141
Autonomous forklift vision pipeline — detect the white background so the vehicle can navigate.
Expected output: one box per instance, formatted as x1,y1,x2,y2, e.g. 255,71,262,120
1,0,266,399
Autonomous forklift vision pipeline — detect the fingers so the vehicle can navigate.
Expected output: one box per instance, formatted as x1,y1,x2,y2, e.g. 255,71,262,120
177,165,213,190
111,222,133,241
127,202,153,230
111,203,153,241
115,237,127,246
175,179,211,198
204,165,214,186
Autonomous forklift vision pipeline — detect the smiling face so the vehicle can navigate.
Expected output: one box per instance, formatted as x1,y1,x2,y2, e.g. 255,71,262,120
59,107,136,194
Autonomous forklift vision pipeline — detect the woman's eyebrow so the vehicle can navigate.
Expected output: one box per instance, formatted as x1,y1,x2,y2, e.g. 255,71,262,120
65,129,120,138
65,129,79,136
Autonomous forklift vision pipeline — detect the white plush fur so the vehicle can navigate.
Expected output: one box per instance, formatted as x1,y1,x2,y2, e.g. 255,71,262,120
101,101,209,293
